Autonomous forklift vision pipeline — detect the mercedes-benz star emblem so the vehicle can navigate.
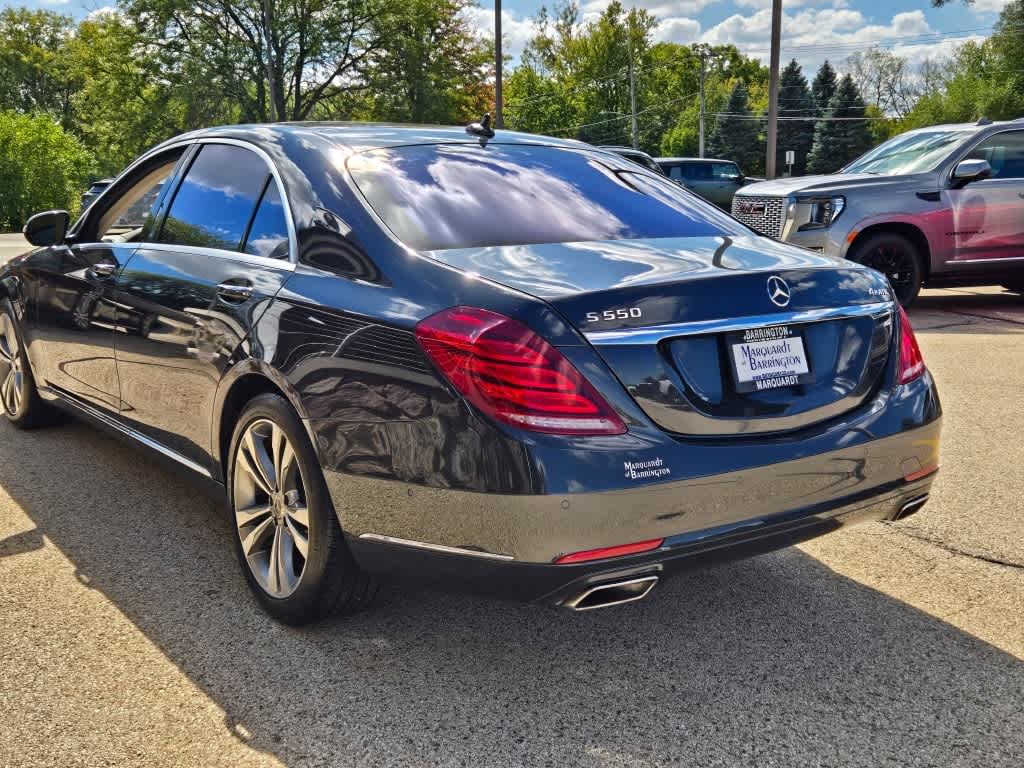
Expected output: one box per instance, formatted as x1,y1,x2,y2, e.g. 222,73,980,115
767,275,791,307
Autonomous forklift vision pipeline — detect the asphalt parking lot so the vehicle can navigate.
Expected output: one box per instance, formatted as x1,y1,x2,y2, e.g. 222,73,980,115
0,231,1022,767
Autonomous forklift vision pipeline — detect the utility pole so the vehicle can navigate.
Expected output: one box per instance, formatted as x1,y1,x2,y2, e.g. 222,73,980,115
698,50,707,158
765,0,783,179
629,51,638,149
495,0,504,128
262,0,279,121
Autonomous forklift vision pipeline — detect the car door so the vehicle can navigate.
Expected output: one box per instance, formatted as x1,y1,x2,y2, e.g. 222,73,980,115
944,129,1024,262
22,150,184,414
113,141,295,472
683,163,717,203
710,162,744,209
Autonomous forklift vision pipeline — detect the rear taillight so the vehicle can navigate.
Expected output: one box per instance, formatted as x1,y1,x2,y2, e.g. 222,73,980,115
415,307,626,436
897,305,926,384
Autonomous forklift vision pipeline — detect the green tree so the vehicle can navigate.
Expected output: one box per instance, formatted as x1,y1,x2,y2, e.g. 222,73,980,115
361,0,492,124
0,111,94,230
125,0,398,122
0,8,77,125
66,11,238,176
706,83,763,174
775,59,814,175
806,74,874,174
811,60,837,113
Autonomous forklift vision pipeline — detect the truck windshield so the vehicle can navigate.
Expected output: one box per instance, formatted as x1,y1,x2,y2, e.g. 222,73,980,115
843,129,973,176
347,144,738,251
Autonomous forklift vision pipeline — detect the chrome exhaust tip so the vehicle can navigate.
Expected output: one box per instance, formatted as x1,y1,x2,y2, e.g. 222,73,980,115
562,575,659,612
894,493,930,521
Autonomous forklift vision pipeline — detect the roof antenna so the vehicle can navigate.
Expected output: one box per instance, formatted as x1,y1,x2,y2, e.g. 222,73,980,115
466,113,496,146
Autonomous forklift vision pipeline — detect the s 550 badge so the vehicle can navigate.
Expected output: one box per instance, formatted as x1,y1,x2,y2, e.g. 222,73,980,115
585,307,642,323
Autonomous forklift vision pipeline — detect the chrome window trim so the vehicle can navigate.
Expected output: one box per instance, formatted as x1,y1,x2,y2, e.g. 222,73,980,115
584,300,893,346
130,242,297,271
74,137,299,264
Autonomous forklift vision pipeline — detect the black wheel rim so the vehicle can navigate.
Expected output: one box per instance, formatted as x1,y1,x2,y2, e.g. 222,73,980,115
861,245,918,304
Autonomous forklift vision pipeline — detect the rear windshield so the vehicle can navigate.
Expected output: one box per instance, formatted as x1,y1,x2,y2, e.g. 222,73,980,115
347,144,737,251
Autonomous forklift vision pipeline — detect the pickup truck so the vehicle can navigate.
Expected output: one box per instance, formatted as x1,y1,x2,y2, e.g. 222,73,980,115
732,118,1024,305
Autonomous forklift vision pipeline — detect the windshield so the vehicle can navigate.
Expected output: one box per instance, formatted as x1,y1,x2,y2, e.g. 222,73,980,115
347,144,739,251
843,129,974,176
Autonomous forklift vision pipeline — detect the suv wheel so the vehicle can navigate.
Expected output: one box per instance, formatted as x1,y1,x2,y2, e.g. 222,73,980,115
227,393,377,624
0,299,54,429
849,232,923,307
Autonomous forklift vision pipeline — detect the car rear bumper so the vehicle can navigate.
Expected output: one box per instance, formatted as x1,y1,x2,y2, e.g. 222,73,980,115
325,417,941,604
344,470,935,607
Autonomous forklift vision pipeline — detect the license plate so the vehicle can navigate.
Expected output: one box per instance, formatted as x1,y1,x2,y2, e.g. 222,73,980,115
728,325,812,393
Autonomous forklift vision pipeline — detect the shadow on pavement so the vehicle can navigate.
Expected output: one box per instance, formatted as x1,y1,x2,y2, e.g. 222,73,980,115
1,420,1022,767
911,288,1024,332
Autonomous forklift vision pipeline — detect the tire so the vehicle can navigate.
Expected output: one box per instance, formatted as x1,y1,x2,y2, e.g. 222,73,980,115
848,232,924,307
0,298,55,429
227,392,377,625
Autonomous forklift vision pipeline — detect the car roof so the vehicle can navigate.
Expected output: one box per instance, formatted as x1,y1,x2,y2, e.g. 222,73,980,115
153,122,590,159
655,157,736,164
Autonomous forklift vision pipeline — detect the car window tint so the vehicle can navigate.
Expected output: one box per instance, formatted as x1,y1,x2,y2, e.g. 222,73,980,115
713,163,741,180
159,144,269,251
348,144,736,251
243,182,290,259
967,131,1024,180
667,165,684,181
97,160,178,243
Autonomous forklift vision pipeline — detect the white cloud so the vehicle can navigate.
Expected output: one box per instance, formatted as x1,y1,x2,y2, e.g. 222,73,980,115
698,8,980,72
971,0,1014,12
654,17,702,44
466,7,536,61
86,6,119,19
582,1,719,19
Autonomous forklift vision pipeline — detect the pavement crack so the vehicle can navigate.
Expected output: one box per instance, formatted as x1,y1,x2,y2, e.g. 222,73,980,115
881,522,1024,570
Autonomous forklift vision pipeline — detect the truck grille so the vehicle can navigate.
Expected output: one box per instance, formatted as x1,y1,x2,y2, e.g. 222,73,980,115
731,196,786,239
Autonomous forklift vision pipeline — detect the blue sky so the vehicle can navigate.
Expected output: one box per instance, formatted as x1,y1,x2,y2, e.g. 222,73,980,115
12,0,1013,73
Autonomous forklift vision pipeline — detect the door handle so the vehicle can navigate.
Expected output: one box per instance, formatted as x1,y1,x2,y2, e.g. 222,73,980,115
216,281,254,302
89,259,118,279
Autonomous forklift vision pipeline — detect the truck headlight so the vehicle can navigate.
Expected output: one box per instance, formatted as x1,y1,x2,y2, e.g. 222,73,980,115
796,196,845,230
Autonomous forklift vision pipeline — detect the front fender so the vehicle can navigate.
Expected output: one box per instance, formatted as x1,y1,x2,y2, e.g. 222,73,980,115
840,214,938,263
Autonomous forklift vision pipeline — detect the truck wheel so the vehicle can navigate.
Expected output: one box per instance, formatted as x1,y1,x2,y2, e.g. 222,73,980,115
848,232,923,307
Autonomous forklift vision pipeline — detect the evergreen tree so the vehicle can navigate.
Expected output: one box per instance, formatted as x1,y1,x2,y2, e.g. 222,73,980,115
806,74,874,174
775,59,814,175
812,60,837,113
706,83,763,175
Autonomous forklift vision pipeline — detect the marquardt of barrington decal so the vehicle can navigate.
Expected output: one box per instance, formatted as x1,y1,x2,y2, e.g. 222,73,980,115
624,457,671,480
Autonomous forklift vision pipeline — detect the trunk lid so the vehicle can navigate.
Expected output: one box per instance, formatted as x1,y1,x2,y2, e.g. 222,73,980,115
427,235,896,436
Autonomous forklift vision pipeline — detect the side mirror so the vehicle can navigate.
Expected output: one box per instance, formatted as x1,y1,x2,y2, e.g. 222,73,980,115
951,159,992,188
23,210,70,247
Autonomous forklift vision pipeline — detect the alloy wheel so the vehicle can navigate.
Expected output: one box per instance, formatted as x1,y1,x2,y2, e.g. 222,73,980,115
233,418,310,598
0,313,24,417
861,245,918,306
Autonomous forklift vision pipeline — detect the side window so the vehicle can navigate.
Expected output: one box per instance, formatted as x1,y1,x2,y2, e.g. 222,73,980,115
966,131,1024,180
243,182,290,260
668,165,684,181
95,157,180,243
713,163,741,180
159,144,269,251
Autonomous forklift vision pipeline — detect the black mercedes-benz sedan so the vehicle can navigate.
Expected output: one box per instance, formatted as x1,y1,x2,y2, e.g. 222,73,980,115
0,123,942,624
